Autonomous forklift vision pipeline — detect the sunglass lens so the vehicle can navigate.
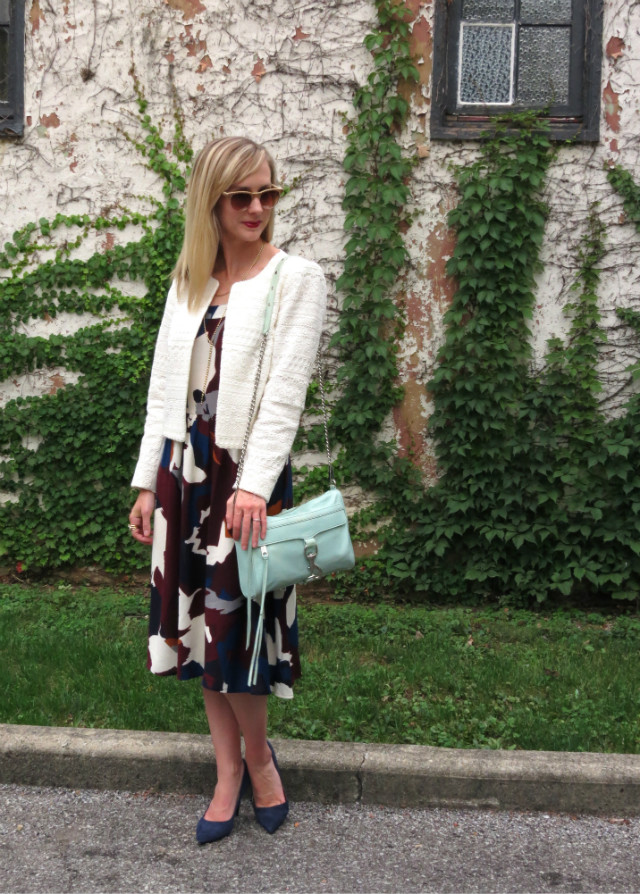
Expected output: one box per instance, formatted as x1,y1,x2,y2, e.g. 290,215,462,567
260,189,281,209
227,189,281,210
229,192,253,211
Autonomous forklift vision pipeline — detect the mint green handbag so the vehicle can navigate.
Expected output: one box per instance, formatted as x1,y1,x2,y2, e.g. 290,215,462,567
234,260,355,685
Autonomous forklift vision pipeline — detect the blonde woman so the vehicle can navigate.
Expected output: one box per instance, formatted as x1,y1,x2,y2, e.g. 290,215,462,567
129,137,327,843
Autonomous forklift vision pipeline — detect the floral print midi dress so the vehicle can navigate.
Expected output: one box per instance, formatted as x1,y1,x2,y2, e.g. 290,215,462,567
147,305,301,698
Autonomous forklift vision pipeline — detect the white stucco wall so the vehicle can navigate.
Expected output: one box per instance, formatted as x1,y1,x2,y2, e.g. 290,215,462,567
0,0,376,452
2,0,640,490
392,1,640,474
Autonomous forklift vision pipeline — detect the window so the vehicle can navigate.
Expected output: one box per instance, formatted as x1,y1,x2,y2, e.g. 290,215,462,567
0,0,24,137
430,0,603,141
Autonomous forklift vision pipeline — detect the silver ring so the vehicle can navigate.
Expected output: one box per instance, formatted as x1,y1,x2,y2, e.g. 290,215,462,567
252,518,261,521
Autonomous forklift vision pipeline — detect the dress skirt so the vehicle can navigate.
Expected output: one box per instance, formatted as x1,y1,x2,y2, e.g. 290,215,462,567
147,305,301,698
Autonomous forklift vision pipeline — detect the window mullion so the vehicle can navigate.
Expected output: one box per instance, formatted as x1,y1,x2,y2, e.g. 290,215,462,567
567,0,586,118
447,0,463,116
514,0,521,107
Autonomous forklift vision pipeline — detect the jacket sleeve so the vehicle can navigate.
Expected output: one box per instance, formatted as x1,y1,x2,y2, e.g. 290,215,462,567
130,284,177,492
238,260,327,500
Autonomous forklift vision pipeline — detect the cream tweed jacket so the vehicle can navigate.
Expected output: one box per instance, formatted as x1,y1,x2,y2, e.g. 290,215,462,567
131,251,327,500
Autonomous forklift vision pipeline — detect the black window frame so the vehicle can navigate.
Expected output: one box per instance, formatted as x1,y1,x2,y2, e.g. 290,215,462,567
0,0,25,138
430,0,604,142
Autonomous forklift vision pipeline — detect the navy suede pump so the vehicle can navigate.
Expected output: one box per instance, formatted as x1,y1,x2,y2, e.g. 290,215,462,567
253,741,289,834
196,760,251,844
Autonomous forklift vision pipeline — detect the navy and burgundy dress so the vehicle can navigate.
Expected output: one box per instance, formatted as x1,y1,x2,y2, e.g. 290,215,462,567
147,305,301,697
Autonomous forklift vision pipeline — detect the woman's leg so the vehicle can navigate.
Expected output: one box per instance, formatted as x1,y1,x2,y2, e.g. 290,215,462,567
225,693,286,808
201,689,245,821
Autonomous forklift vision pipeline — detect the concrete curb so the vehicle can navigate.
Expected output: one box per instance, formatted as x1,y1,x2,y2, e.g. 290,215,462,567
2,723,639,816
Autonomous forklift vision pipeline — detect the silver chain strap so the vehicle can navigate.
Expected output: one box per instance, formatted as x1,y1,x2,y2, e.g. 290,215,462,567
316,354,334,486
233,332,268,492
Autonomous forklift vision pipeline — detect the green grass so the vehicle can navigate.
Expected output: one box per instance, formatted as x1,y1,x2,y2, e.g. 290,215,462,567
1,583,639,752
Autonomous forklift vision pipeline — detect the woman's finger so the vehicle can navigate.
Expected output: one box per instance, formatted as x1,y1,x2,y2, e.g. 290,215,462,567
226,490,267,548
143,507,153,538
225,493,236,535
240,511,253,551
251,515,263,549
129,490,155,545
232,500,245,542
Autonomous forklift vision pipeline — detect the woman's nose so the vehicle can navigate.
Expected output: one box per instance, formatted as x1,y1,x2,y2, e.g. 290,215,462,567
248,195,263,213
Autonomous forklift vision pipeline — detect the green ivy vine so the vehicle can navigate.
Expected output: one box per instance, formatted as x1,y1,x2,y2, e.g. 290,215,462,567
292,0,422,526
4,6,640,610
1,0,428,575
370,116,640,604
0,82,191,572
329,0,420,502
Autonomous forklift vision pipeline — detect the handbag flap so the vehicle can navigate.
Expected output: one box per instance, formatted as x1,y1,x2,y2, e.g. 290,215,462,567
260,511,348,547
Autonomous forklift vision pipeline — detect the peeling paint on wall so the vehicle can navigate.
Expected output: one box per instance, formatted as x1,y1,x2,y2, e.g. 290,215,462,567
165,0,206,21
603,81,621,132
180,26,207,57
606,36,625,61
40,112,60,128
406,12,432,110
29,0,44,33
426,222,457,325
2,0,640,501
47,374,66,395
251,56,266,83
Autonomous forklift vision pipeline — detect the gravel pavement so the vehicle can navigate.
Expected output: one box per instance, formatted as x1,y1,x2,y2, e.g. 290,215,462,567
1,783,639,894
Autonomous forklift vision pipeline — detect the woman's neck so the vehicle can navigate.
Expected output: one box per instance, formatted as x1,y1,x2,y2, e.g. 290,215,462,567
215,238,271,280
213,241,279,284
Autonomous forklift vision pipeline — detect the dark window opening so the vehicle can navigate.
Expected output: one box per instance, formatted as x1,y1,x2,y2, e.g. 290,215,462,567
430,0,603,141
0,0,25,137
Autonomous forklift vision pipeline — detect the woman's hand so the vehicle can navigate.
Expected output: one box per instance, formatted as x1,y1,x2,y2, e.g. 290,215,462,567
129,489,155,545
226,489,267,550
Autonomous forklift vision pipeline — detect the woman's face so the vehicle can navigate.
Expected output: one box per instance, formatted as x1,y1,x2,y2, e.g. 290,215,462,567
215,159,274,245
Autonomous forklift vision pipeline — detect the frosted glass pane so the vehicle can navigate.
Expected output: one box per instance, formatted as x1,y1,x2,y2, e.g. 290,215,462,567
0,29,7,104
459,24,514,104
517,27,570,105
520,0,572,24
463,0,514,21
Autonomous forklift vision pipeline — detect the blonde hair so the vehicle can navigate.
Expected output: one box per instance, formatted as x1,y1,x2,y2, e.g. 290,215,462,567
173,137,278,310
